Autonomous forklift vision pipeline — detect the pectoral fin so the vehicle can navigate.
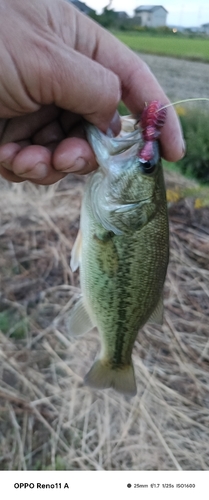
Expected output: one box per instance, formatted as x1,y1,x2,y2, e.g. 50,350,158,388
148,294,164,325
68,297,95,336
70,229,82,272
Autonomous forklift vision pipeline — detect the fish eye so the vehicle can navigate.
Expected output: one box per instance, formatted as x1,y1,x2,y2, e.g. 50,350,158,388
139,141,160,174
140,158,156,174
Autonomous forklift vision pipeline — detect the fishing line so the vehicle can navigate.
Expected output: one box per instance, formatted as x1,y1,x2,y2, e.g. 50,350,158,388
159,97,209,111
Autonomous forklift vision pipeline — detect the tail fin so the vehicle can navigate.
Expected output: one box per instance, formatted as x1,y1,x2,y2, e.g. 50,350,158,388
84,360,137,397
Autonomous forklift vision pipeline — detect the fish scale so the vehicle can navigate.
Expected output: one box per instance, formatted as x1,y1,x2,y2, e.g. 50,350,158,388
80,194,168,366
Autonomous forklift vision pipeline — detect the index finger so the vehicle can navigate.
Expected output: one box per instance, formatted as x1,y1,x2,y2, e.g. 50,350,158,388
96,32,184,161
73,12,184,162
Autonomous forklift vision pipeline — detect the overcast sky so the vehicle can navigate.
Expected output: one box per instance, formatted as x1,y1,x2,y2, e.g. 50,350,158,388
84,1,209,27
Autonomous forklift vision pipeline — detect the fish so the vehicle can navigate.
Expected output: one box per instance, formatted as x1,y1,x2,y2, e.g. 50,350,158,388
69,102,169,397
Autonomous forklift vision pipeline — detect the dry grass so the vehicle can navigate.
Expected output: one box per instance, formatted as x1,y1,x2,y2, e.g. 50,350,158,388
0,171,209,471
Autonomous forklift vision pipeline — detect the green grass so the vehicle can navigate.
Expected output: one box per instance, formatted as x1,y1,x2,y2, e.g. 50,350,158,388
113,31,209,62
117,101,129,115
0,310,28,338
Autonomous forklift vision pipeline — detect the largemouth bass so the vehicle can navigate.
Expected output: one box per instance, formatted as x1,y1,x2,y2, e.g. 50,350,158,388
69,102,169,397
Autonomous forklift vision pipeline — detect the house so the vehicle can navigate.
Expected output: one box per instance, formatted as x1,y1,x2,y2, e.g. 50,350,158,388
186,26,204,34
66,0,95,16
134,5,168,27
201,23,209,35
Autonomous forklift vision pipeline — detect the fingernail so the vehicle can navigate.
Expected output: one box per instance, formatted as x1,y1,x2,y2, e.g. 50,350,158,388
19,163,49,179
109,111,121,136
1,161,12,171
181,139,186,159
63,157,86,173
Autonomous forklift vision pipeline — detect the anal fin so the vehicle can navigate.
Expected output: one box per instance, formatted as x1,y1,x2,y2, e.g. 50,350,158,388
148,294,164,325
68,297,95,336
70,229,82,272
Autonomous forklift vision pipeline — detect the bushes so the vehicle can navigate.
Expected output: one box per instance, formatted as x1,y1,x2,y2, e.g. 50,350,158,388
178,108,209,183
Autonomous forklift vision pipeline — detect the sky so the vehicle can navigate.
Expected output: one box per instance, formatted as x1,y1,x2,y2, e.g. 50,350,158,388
84,1,209,27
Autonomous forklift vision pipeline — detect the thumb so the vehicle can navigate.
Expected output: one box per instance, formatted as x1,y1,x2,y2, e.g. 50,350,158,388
35,42,121,131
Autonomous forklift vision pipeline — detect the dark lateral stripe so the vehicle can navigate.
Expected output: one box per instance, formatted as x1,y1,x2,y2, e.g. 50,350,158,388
112,246,133,365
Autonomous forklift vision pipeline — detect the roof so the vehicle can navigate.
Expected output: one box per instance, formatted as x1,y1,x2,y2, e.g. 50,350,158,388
67,1,94,13
135,5,168,14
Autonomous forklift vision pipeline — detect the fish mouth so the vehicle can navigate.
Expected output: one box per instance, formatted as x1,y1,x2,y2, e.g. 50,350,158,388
86,122,143,161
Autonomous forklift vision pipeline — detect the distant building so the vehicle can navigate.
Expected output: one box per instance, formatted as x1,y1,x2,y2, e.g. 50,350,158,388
186,26,204,33
134,5,168,27
66,0,94,15
201,23,209,35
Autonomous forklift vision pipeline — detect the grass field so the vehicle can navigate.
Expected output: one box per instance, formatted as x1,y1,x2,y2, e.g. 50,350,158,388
113,31,209,62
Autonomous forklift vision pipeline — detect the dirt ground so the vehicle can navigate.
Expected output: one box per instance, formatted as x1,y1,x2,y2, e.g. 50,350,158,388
139,53,209,103
0,171,209,471
0,56,209,471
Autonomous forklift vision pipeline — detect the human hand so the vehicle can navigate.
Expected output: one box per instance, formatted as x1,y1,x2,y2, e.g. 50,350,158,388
0,0,184,185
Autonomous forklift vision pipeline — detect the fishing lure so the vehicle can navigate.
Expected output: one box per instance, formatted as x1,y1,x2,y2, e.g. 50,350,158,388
139,100,167,162
139,97,209,163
